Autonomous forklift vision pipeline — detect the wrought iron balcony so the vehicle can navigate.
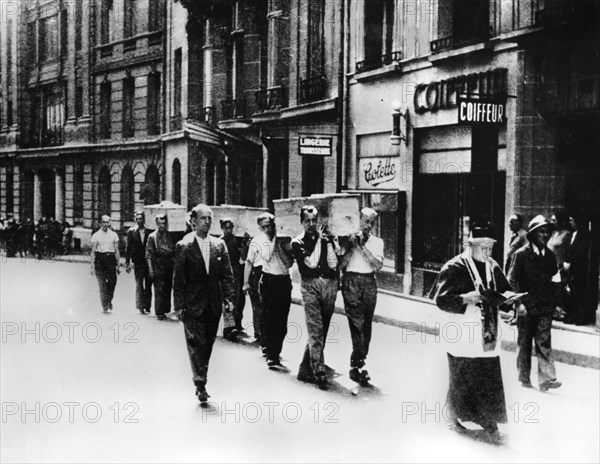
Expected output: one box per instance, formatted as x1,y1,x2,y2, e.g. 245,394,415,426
430,31,490,54
298,76,328,104
382,51,402,66
255,86,287,113
356,51,401,73
220,98,247,120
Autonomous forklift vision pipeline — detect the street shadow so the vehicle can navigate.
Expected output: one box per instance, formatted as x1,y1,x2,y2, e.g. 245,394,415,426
449,424,506,447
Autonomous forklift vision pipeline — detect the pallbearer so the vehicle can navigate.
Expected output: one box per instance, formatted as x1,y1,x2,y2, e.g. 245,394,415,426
338,208,384,385
126,211,152,314
90,215,120,313
146,214,176,320
434,222,512,440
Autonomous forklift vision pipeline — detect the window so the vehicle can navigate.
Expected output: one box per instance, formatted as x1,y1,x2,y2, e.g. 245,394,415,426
40,15,59,61
360,0,395,71
120,166,135,223
143,165,161,205
307,0,324,77
453,0,489,43
60,8,68,57
75,1,83,50
73,168,84,225
122,76,135,138
101,0,115,44
147,72,161,135
100,81,112,139
149,0,165,32
44,88,65,146
6,168,14,216
125,0,149,38
172,159,181,205
173,48,182,117
27,21,37,63
6,19,13,87
98,166,112,217
75,86,84,118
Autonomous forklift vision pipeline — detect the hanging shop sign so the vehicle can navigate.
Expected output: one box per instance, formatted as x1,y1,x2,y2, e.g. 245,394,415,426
413,68,507,114
359,157,398,189
457,97,506,125
298,135,333,156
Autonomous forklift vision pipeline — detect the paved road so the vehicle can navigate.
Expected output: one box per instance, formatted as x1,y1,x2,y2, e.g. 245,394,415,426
1,258,599,463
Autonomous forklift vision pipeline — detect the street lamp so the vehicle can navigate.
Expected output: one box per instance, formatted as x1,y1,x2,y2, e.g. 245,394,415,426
391,100,409,145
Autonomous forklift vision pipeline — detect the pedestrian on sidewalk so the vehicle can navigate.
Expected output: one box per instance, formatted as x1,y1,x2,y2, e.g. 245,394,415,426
173,204,235,403
90,215,120,312
242,228,264,352
244,213,294,368
293,206,339,388
146,214,176,320
508,214,563,392
126,211,152,314
338,208,384,385
434,222,511,439
220,217,247,340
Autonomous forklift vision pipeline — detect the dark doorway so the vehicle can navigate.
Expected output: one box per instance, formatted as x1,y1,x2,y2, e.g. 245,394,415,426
302,155,324,196
39,168,56,219
98,166,112,217
21,169,34,220
143,164,161,205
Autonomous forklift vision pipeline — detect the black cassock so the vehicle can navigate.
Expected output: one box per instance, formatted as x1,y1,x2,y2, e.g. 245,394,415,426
434,252,510,427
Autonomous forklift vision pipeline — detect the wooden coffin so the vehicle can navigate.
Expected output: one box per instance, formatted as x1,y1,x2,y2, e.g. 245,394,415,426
273,193,361,237
210,205,269,237
144,201,188,232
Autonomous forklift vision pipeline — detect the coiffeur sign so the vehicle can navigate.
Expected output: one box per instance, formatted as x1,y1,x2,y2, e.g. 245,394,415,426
359,157,398,189
457,97,506,125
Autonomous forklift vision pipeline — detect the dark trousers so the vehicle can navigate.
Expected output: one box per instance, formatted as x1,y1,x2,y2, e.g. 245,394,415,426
248,267,263,344
232,264,246,329
342,272,378,368
95,253,117,310
259,273,292,361
134,264,152,311
517,313,557,386
299,277,338,376
152,259,173,316
183,307,221,388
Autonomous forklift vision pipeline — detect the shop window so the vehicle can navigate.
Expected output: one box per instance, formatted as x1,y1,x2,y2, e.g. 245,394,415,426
122,76,135,139
99,81,112,139
358,0,395,72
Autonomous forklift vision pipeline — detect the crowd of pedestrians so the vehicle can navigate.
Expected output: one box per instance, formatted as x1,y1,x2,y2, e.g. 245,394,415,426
0,216,72,259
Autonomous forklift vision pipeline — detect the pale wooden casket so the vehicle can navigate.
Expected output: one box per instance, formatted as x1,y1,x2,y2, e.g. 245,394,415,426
210,205,269,237
273,193,361,238
144,201,188,232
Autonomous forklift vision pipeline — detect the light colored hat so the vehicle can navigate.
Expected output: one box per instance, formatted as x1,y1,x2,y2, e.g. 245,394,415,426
527,214,553,240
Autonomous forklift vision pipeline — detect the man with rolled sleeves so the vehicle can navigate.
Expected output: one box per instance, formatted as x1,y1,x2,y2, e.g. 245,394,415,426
126,211,152,314
292,206,339,387
339,207,384,385
173,204,235,403
146,214,176,320
90,215,120,313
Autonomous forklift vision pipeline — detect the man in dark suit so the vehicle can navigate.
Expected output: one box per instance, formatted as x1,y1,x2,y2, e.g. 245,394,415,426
505,214,528,274
126,211,152,314
508,215,562,392
173,204,235,403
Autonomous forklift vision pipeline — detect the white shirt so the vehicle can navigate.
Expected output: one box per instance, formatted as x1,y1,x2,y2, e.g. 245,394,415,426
247,233,290,276
345,234,384,273
194,234,213,274
91,229,119,253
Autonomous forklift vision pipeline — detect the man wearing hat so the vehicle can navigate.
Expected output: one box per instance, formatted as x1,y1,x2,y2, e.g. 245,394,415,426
220,217,247,340
434,221,512,439
508,215,563,392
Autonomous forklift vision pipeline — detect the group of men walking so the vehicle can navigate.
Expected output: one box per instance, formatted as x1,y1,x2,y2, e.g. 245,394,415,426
89,203,384,403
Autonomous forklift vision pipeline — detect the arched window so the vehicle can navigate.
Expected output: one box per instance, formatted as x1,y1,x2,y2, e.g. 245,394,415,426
120,166,135,222
143,164,161,205
98,166,112,217
172,158,181,205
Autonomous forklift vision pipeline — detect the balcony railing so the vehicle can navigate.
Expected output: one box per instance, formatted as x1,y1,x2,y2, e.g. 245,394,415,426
255,86,287,113
298,76,328,104
430,31,490,54
220,98,247,120
41,127,64,147
356,51,401,73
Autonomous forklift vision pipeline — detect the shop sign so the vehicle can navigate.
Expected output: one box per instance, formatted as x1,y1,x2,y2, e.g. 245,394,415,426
457,97,506,125
359,157,398,189
299,136,333,156
413,68,507,114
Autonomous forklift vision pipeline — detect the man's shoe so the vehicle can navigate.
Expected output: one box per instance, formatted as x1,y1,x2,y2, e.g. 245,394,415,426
267,357,282,368
539,380,562,392
297,372,316,384
139,308,146,314
350,367,370,385
521,381,534,388
315,372,328,388
448,419,467,433
157,314,167,320
261,346,268,358
195,386,210,403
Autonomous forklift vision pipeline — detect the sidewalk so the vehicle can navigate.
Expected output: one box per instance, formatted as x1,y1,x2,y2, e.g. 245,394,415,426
27,252,600,370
